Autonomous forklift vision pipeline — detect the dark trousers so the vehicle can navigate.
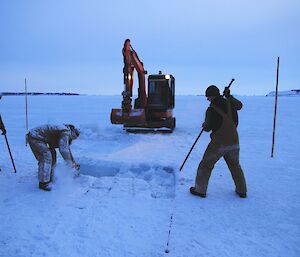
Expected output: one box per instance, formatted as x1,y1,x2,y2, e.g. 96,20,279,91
195,143,247,194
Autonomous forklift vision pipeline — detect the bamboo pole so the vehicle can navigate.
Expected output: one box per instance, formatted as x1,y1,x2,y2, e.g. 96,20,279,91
25,78,28,131
271,57,280,158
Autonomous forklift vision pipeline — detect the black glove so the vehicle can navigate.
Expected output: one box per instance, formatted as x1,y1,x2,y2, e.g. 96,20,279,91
223,87,231,98
202,122,209,131
1,128,6,135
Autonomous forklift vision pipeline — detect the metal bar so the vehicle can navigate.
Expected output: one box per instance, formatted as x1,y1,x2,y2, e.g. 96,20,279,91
4,134,17,173
179,129,204,171
271,57,280,158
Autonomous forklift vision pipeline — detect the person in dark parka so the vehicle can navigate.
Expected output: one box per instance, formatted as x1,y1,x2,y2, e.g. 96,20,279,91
0,94,6,135
0,115,5,136
0,94,6,172
190,85,247,198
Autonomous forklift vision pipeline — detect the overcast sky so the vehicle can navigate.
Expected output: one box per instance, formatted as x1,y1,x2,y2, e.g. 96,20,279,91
0,0,299,95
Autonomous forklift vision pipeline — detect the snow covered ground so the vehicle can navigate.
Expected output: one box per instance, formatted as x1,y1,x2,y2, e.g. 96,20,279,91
266,90,300,97
0,95,299,257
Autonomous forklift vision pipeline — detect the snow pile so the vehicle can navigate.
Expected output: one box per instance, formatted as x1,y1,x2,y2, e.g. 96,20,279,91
0,95,299,257
266,89,300,96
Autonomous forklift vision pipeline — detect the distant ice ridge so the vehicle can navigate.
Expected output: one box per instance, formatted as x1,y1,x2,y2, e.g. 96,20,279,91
266,89,300,96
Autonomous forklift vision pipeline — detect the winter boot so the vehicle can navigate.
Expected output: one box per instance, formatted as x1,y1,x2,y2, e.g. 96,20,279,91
39,182,51,191
190,187,206,198
235,190,247,198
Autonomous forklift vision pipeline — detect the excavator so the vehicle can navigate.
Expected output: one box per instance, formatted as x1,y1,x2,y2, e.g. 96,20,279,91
110,39,176,131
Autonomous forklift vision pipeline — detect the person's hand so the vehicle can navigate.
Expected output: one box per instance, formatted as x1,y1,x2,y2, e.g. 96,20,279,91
202,122,207,128
1,128,6,135
72,162,80,170
223,87,231,98
72,162,80,177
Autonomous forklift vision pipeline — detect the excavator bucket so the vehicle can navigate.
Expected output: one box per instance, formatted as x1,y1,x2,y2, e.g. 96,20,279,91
111,109,146,125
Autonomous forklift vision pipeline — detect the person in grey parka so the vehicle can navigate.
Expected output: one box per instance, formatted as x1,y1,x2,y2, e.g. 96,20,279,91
27,124,80,191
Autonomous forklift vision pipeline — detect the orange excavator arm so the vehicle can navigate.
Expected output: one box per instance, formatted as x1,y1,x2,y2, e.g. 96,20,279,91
122,39,147,111
122,39,134,98
111,39,147,125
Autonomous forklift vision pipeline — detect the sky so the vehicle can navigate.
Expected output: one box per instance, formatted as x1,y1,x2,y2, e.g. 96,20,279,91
0,0,299,95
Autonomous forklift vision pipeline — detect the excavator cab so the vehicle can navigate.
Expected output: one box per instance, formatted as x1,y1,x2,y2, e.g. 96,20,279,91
147,72,175,111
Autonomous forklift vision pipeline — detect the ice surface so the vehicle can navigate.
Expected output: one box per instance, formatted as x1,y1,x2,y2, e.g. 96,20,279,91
0,95,299,257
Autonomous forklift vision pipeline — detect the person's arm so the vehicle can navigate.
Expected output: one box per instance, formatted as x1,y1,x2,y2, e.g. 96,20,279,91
58,133,76,166
202,108,212,132
0,115,6,135
227,96,243,110
223,87,243,110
